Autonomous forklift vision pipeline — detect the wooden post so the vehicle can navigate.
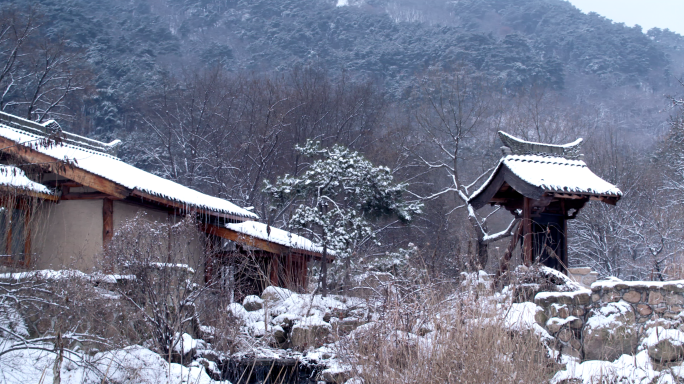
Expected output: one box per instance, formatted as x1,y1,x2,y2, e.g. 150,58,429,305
285,252,291,289
562,200,568,274
523,197,533,266
102,198,113,246
270,254,279,287
302,255,308,289
5,210,11,256
23,204,31,268
204,236,214,285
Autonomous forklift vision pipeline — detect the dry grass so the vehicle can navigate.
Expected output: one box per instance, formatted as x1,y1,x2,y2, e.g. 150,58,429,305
337,279,560,384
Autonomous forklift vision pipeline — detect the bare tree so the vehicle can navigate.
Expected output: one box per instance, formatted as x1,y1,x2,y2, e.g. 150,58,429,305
103,214,212,362
412,68,518,270
0,6,37,111
0,6,90,125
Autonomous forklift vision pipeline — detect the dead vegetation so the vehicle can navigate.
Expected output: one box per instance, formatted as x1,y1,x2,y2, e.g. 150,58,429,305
336,276,561,384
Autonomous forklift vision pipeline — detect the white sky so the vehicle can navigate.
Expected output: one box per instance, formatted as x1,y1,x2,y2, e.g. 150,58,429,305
567,0,684,35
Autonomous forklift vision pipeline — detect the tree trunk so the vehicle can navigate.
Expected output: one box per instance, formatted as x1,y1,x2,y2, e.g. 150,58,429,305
343,257,351,295
475,240,488,271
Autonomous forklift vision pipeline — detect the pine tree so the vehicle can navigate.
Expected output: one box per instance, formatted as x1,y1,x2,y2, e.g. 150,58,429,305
264,140,422,296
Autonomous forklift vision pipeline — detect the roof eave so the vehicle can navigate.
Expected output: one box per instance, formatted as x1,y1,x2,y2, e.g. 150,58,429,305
200,223,330,260
469,164,545,209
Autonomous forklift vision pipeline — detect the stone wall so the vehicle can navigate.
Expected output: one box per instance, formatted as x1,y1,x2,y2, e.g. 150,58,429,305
567,267,598,288
534,280,684,361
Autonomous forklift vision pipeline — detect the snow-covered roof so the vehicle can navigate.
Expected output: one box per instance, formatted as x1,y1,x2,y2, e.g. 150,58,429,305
225,221,335,256
469,132,622,208
503,154,621,196
0,112,257,219
0,165,54,197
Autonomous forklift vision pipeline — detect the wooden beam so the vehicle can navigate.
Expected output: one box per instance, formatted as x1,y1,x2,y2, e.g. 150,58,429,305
103,198,113,246
61,192,116,200
0,186,58,201
200,223,329,260
0,136,130,199
590,195,619,205
270,255,279,287
200,223,288,255
523,197,533,266
131,190,251,222
5,212,11,255
553,193,585,200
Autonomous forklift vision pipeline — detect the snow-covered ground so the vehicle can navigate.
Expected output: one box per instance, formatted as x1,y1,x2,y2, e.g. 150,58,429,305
0,343,225,384
6,267,684,384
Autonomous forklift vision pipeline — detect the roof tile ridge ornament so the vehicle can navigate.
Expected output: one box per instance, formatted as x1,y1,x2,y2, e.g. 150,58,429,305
498,131,584,160
0,111,122,157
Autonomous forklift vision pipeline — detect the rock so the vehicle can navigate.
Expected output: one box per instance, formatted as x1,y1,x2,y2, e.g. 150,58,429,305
546,317,566,334
644,327,684,363
341,317,364,332
663,283,684,293
666,294,684,306
622,291,641,304
322,366,350,384
324,308,347,323
535,310,548,326
602,291,620,302
574,293,591,306
243,295,264,311
547,305,558,318
558,328,573,343
568,267,592,275
646,319,674,331
592,294,601,303
570,338,582,351
273,325,287,344
637,304,653,316
572,307,585,317
261,286,294,304
557,305,570,319
291,317,332,349
564,346,582,359
568,317,583,329
272,313,301,333
227,303,249,321
649,291,664,306
583,301,638,361
334,317,365,334
653,335,683,361
248,321,266,338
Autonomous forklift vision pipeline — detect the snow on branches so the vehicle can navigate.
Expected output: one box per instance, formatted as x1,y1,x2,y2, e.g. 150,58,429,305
264,140,422,294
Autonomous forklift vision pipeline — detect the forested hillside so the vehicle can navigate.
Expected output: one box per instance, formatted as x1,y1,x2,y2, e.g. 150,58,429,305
4,0,683,130
2,0,684,280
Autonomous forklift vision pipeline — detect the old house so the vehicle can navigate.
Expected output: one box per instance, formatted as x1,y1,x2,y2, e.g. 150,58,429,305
469,131,622,274
0,111,326,291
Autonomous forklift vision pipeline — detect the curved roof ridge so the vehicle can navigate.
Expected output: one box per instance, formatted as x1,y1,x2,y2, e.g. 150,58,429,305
498,131,583,160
